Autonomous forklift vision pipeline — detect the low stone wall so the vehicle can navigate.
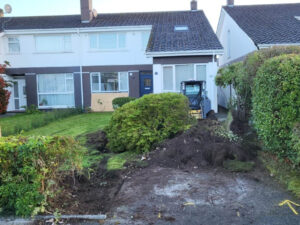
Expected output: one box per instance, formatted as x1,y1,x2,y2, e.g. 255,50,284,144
91,92,129,112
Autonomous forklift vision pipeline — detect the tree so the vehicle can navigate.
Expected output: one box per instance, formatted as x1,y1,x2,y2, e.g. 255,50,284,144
0,62,11,114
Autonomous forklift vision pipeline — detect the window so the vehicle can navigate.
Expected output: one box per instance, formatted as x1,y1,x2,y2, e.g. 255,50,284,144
37,74,74,108
175,65,194,91
196,65,206,81
174,26,189,32
35,35,72,53
227,30,231,59
141,31,151,50
162,64,207,92
8,37,20,53
89,32,126,50
91,72,129,92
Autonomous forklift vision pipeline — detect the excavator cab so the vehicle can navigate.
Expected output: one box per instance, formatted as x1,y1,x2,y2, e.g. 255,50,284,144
180,81,211,119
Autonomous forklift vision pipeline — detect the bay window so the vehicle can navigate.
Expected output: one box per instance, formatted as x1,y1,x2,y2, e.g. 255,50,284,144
91,72,129,92
38,74,75,108
89,32,126,50
162,64,207,92
35,35,72,53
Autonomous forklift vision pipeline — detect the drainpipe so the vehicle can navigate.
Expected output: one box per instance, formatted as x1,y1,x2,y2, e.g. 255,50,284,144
77,28,84,109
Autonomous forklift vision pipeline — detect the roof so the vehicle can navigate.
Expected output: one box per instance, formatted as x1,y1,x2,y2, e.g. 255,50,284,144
0,11,223,54
223,3,300,46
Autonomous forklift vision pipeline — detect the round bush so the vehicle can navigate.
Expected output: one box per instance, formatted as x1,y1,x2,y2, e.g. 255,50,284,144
112,97,136,110
105,93,193,153
252,54,300,163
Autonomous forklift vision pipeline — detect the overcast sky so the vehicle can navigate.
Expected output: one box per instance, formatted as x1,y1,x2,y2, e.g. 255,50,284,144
1,0,300,30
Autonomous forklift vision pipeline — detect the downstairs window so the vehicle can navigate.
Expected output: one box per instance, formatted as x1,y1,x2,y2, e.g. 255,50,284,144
91,72,129,92
37,73,75,108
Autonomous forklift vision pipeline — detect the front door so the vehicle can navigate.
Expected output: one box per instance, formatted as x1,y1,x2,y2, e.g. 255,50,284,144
13,79,26,110
140,73,153,97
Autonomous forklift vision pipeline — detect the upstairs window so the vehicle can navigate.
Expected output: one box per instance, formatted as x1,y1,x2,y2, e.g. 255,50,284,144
8,37,20,53
89,32,126,50
35,35,72,53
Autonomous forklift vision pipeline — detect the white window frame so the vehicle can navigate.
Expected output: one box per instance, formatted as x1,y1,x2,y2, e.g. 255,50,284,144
7,36,20,54
90,72,129,93
37,73,75,109
162,64,207,92
89,32,127,51
34,34,72,53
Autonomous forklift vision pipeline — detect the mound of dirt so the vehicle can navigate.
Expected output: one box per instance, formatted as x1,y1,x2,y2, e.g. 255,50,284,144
86,130,108,152
148,119,255,169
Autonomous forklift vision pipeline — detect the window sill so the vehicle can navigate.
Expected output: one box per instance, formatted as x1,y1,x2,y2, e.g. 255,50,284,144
88,49,129,53
6,52,21,55
91,91,129,94
33,51,74,54
38,106,75,109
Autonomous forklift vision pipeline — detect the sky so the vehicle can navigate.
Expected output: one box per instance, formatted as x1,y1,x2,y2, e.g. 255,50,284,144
1,0,300,30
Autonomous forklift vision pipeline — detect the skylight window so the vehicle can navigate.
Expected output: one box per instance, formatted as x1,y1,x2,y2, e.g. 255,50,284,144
174,26,189,32
295,16,300,21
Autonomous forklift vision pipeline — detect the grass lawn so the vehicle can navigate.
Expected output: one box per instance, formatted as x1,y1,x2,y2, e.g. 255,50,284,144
24,112,112,137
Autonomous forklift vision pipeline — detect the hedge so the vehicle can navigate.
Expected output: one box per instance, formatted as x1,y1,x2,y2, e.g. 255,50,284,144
112,97,136,110
105,93,193,153
252,54,300,165
0,136,84,216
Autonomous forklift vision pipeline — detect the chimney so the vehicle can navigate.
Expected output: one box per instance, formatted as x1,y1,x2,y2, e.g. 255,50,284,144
227,0,234,6
81,0,93,23
191,0,197,11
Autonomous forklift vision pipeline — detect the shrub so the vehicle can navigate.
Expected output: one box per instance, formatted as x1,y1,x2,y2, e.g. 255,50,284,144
216,46,300,120
112,97,136,110
0,108,84,136
106,93,193,153
0,76,11,114
0,136,84,216
252,54,300,164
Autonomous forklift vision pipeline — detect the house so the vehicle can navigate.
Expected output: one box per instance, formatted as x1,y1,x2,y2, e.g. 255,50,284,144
216,0,300,108
1,0,223,113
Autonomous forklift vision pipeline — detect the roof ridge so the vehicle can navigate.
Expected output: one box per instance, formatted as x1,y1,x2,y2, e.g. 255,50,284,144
0,10,204,20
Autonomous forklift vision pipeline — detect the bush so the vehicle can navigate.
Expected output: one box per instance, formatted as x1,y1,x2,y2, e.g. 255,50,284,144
0,76,11,114
0,108,84,136
0,136,84,216
252,54,300,164
112,97,136,110
216,46,300,120
106,93,193,153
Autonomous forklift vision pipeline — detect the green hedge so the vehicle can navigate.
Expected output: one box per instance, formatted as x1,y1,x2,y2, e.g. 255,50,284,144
0,136,83,216
252,54,300,164
216,46,300,119
112,97,136,110
106,93,193,153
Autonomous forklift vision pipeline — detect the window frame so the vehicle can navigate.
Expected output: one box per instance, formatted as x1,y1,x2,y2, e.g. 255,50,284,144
37,73,75,109
89,32,127,51
34,34,72,53
7,36,20,54
162,64,207,92
90,72,129,93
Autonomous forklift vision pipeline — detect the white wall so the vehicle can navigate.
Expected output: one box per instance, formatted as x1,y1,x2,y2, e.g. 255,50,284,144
216,9,257,108
2,29,152,68
153,61,219,113
217,9,257,66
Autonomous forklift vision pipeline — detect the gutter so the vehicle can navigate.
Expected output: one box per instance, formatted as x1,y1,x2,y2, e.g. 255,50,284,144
146,49,224,57
257,43,300,49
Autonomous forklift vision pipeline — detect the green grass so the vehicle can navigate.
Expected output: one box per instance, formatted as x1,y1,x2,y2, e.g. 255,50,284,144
24,113,112,137
107,152,137,171
223,160,255,172
0,109,83,136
